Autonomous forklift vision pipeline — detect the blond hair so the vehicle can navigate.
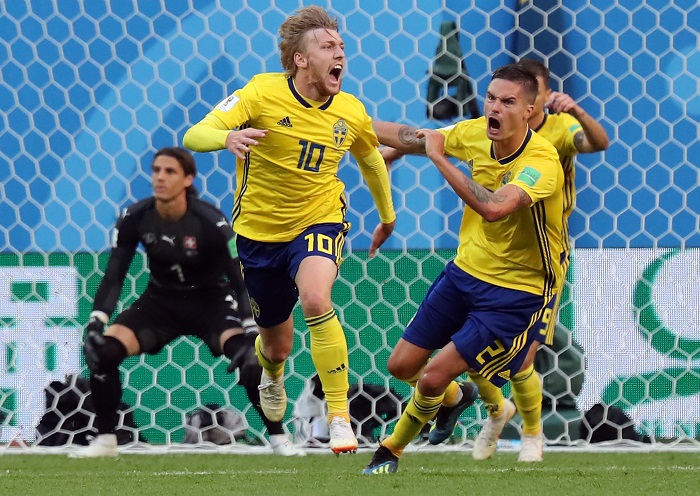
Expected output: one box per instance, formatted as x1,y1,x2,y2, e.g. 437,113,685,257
278,6,338,76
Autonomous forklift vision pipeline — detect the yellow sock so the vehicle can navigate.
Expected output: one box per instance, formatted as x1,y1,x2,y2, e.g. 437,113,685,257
382,388,443,457
306,310,350,417
468,371,504,415
402,363,461,408
442,381,462,407
254,334,284,377
511,365,542,435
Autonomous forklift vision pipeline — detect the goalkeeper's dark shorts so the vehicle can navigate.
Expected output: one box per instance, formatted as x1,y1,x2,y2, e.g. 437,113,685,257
401,261,556,387
113,287,242,356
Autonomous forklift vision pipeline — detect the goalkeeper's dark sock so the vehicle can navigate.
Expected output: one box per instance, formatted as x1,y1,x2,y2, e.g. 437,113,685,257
90,368,123,435
88,335,127,435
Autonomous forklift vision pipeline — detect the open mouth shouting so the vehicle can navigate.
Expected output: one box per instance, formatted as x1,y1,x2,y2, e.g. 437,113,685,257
329,63,343,85
487,115,502,136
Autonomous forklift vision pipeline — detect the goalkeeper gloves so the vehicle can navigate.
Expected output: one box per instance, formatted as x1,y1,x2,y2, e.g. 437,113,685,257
84,311,109,372
226,331,258,375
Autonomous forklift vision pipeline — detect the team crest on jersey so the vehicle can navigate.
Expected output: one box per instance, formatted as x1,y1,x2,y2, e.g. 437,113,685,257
142,233,156,246
250,297,260,318
333,119,348,147
184,236,197,250
500,171,512,186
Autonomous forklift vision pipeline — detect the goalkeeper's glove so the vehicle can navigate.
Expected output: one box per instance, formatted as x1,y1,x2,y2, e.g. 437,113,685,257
84,311,109,372
242,317,259,335
226,331,258,375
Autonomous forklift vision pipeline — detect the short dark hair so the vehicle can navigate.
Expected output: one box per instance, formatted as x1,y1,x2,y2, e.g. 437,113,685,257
516,58,550,87
491,64,539,104
153,147,198,197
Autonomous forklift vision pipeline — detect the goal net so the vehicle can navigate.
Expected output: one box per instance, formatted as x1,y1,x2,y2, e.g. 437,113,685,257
1,0,699,450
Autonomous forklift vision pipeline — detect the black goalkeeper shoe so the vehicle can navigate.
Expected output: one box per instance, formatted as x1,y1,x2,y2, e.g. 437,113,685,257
361,445,399,475
428,381,479,445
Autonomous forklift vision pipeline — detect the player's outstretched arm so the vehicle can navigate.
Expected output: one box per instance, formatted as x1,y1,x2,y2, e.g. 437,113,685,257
224,128,268,159
418,129,531,222
546,91,609,153
374,121,426,155
355,147,396,257
183,114,267,158
379,146,404,170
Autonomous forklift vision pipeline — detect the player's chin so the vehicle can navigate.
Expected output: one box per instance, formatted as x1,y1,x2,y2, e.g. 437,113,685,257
325,78,342,95
486,129,500,141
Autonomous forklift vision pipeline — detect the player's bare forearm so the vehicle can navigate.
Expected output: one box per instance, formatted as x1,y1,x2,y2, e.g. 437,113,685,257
437,157,524,222
418,128,528,222
572,110,609,153
374,121,426,154
548,91,609,153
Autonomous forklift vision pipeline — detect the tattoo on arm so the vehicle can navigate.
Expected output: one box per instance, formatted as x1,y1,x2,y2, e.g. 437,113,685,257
398,125,425,151
466,179,500,204
573,130,585,151
517,187,530,206
465,179,530,210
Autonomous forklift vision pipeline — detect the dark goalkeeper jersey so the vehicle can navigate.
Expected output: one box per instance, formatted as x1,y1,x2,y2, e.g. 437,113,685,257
92,196,241,317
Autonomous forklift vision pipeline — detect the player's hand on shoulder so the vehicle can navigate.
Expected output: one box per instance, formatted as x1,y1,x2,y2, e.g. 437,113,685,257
415,129,445,160
225,128,268,159
546,91,581,116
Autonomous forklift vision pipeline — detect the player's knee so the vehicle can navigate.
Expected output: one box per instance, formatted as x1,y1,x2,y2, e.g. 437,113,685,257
84,334,127,374
386,355,419,382
299,291,332,317
416,368,451,397
263,345,291,364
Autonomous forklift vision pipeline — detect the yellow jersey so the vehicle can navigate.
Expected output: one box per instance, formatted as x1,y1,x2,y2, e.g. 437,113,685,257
440,117,564,297
532,112,582,254
184,73,393,242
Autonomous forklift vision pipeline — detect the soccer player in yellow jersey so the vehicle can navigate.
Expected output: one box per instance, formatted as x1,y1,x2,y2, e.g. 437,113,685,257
421,59,611,460
182,6,395,455
363,65,564,474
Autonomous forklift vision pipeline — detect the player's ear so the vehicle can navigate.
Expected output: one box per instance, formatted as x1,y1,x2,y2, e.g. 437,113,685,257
184,174,194,188
294,52,308,68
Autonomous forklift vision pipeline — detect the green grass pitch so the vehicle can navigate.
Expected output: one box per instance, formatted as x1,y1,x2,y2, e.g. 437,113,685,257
1,450,697,496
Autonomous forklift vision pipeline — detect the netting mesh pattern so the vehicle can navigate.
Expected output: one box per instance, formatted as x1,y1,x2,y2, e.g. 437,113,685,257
1,0,699,448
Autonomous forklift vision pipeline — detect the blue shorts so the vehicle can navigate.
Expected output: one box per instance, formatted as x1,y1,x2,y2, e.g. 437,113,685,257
236,223,348,327
402,261,556,386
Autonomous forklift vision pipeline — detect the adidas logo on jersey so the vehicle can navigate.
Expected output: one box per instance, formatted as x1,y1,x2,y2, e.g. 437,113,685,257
277,116,292,127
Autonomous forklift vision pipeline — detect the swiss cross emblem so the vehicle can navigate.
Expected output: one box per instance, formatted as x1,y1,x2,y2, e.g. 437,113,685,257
183,236,197,250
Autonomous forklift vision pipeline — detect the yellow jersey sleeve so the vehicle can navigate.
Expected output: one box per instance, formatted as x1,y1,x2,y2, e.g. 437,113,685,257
354,147,396,224
508,148,562,204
